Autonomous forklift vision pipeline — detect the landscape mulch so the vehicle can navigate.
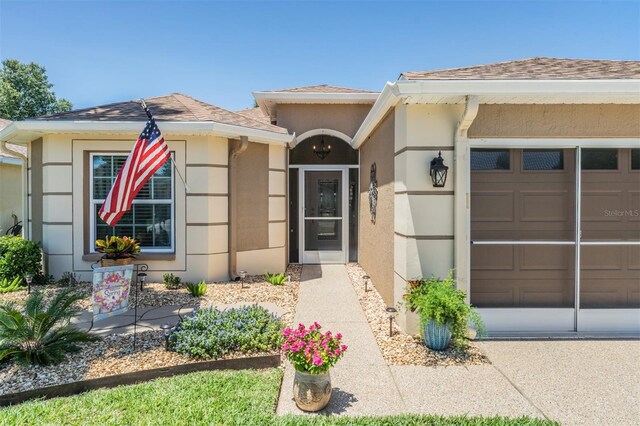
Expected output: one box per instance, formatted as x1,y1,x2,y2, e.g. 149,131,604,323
0,265,301,396
345,263,489,367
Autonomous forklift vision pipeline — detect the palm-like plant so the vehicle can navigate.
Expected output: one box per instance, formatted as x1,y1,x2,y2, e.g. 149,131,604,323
0,288,100,366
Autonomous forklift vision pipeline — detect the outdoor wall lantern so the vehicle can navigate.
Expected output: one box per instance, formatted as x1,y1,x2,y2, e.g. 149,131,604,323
386,307,398,337
24,273,33,294
239,270,247,289
312,135,331,160
159,322,174,350
429,151,449,187
363,275,371,293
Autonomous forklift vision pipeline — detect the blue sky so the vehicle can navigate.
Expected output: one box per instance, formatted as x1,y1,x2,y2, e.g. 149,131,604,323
1,0,638,111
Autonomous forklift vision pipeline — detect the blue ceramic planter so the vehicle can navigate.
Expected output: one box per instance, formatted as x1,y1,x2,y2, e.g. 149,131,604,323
423,319,451,351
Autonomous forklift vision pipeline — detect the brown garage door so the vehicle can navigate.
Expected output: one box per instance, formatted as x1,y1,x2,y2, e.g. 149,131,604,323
471,147,640,310
471,148,576,308
580,148,640,309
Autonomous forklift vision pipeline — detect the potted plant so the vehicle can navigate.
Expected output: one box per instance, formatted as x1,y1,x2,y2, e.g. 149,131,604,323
281,322,347,412
411,273,485,351
95,235,140,267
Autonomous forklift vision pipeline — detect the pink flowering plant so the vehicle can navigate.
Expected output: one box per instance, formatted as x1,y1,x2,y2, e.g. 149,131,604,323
281,322,347,374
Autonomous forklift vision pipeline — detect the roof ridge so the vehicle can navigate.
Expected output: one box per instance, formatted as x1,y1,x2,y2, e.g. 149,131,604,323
402,57,640,76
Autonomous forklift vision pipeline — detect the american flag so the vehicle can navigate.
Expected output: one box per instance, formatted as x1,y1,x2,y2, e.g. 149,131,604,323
98,113,170,226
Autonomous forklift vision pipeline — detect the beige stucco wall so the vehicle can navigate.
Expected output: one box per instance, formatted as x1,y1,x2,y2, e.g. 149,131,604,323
275,104,372,138
393,103,465,334
469,104,640,138
0,161,22,234
234,142,287,275
359,111,395,305
27,132,288,283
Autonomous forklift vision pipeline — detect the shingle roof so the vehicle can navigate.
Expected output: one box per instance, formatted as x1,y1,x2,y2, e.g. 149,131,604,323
234,107,271,124
402,57,640,80
34,93,288,134
265,84,377,93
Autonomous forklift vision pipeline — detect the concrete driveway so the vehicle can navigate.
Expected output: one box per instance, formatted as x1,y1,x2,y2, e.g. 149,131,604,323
477,340,640,426
278,266,640,425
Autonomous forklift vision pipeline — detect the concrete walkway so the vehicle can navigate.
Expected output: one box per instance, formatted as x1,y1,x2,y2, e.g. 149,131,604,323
277,265,640,426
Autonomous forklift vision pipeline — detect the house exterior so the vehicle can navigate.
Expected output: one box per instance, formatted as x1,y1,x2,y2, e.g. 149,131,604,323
1,58,639,335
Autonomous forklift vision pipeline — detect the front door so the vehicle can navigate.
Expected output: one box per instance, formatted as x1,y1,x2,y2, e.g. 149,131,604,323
302,170,347,263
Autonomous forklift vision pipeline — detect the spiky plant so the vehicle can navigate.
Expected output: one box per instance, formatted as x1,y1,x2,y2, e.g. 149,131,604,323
95,235,140,260
0,288,100,365
264,272,288,286
185,281,207,297
0,276,24,293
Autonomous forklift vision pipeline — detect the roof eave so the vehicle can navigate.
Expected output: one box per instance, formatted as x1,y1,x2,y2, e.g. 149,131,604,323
253,91,380,120
351,79,640,148
0,121,294,146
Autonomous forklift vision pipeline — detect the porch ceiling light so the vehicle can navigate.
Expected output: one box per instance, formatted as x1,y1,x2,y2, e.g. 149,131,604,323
312,136,331,160
429,151,448,187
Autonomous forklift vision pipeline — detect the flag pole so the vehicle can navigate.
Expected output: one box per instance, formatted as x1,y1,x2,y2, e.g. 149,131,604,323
140,99,190,193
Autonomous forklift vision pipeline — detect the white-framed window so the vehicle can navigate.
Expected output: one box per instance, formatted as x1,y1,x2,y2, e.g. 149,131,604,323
90,153,174,253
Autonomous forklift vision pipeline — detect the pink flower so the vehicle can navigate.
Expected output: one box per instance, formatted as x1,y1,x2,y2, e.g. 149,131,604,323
282,344,290,351
313,355,323,366
283,328,292,336
336,333,342,339
313,321,321,329
341,345,348,352
334,349,341,356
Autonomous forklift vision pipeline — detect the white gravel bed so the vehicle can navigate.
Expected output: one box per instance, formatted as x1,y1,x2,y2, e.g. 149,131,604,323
345,263,488,367
0,265,301,396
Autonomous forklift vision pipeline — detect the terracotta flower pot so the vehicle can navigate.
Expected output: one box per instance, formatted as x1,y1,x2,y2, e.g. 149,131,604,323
100,258,134,268
293,369,332,412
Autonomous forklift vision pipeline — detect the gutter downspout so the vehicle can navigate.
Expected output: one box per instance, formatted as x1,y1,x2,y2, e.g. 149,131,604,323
1,141,28,238
228,136,249,280
453,96,479,301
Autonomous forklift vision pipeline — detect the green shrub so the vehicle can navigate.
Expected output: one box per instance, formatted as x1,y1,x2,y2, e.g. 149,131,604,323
0,236,42,283
0,288,100,365
56,271,78,287
185,281,207,297
169,305,284,359
264,272,288,286
162,273,181,289
412,273,486,349
0,276,24,293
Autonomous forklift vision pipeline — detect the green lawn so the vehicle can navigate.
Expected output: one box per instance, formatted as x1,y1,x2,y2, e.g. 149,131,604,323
0,369,557,426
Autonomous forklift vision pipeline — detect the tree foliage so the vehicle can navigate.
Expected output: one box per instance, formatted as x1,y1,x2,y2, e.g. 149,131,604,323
0,59,72,120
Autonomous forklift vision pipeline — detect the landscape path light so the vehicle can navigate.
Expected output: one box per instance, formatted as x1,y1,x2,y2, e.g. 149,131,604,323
362,275,371,293
239,270,247,289
137,272,147,291
24,273,33,294
159,322,174,351
386,307,398,337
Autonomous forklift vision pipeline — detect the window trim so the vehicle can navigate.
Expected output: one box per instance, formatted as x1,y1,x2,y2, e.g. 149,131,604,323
89,152,175,254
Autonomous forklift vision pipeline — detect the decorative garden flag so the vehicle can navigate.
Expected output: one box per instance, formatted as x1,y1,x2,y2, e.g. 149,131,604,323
92,265,134,321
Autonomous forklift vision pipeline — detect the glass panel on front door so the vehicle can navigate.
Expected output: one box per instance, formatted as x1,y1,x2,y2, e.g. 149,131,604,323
304,171,343,253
